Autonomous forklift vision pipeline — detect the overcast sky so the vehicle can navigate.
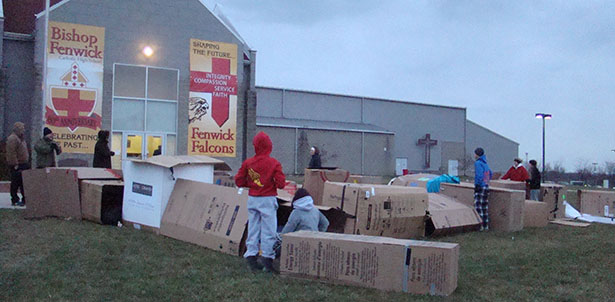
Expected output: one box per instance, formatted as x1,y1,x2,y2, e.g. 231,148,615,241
213,1,615,172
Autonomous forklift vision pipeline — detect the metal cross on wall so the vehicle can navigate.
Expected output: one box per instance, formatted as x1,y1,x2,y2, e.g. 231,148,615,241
417,133,438,169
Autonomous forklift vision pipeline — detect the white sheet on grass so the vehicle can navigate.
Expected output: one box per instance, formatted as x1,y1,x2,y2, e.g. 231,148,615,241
564,201,615,225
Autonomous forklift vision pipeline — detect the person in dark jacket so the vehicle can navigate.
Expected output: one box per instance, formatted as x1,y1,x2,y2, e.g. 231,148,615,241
281,188,329,234
5,122,30,206
93,130,115,168
235,131,286,273
308,146,321,169
474,147,492,231
34,127,61,169
528,159,541,200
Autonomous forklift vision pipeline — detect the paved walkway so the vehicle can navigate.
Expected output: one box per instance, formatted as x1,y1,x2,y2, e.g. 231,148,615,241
0,193,26,209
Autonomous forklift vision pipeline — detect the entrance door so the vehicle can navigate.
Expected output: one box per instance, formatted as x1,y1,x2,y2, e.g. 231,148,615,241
122,132,166,160
395,157,408,176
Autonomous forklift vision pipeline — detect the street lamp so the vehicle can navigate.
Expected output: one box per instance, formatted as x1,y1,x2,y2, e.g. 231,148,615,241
535,113,552,182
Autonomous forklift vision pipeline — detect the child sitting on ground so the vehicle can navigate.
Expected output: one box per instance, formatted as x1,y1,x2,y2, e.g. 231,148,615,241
281,188,329,234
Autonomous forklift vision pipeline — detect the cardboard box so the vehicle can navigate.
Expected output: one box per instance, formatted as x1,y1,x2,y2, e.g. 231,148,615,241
541,184,565,220
277,201,351,233
523,200,550,228
426,194,481,236
440,182,525,232
321,182,428,239
122,155,230,229
389,173,439,188
347,175,385,185
80,180,124,225
577,190,615,217
490,179,526,191
303,168,350,205
214,171,236,188
280,231,459,296
23,168,122,219
161,179,249,256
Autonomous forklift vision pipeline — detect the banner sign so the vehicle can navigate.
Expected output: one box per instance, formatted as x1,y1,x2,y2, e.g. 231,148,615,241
44,21,105,153
188,39,237,157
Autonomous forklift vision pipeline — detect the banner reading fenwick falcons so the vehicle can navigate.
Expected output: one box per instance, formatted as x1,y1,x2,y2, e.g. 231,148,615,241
44,21,105,153
189,39,238,157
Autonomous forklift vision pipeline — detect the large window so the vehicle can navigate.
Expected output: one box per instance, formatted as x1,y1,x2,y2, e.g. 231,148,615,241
112,64,179,168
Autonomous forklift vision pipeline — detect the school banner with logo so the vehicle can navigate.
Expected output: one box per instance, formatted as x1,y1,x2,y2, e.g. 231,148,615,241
44,21,105,154
188,39,237,157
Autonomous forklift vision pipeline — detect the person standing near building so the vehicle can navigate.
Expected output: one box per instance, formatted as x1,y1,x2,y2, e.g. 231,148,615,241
34,127,62,169
500,158,529,182
235,131,286,273
6,122,30,206
308,146,321,169
528,159,541,200
474,147,492,231
93,130,115,168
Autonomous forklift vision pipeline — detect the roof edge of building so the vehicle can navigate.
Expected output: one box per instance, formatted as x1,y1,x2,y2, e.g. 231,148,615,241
256,85,467,111
467,119,519,145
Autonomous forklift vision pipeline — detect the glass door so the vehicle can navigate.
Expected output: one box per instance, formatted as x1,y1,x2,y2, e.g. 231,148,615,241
123,133,144,160
146,134,165,158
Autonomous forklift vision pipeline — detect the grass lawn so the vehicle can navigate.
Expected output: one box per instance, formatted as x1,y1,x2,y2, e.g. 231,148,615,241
1,210,614,302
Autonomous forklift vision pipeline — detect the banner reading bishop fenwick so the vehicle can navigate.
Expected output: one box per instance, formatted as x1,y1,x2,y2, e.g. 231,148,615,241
188,39,238,157
44,21,105,153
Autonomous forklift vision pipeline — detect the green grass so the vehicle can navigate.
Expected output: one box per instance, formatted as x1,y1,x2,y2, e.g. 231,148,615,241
1,210,614,302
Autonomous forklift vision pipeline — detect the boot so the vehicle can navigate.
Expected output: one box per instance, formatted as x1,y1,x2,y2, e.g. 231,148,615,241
262,257,278,274
246,256,263,272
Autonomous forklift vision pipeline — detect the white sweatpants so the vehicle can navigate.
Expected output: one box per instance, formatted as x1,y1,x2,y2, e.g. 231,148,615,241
244,196,278,259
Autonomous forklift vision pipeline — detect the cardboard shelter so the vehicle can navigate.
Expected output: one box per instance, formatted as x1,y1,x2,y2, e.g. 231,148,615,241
80,180,124,225
23,167,122,219
389,173,439,188
347,175,386,185
577,190,615,217
122,155,230,229
541,184,565,219
440,182,525,232
160,179,249,256
426,194,481,236
523,200,550,228
303,168,350,205
280,231,459,296
321,182,428,238
490,179,526,191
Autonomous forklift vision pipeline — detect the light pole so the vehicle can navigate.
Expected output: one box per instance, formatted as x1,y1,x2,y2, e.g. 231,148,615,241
535,113,552,182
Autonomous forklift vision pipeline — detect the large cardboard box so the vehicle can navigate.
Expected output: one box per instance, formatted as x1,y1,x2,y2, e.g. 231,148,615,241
490,179,526,191
80,180,124,225
541,184,565,219
321,182,428,238
440,182,525,232
577,190,615,217
303,168,350,205
426,193,481,236
23,168,122,219
523,200,550,228
122,155,230,229
389,173,439,188
160,179,249,256
347,175,385,185
280,231,459,296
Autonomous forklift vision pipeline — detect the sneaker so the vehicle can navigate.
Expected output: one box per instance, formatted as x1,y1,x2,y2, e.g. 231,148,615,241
246,256,263,272
262,257,278,274
15,201,25,207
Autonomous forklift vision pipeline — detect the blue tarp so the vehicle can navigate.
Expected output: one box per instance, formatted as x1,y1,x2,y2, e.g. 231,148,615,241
426,174,460,193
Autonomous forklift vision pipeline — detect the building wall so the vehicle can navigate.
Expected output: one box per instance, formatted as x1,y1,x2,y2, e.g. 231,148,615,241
256,125,393,175
466,120,519,174
2,38,35,145
29,0,254,170
256,87,466,175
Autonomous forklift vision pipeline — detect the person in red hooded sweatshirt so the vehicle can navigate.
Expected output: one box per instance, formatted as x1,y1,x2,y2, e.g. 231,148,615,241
500,158,529,182
235,131,286,273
